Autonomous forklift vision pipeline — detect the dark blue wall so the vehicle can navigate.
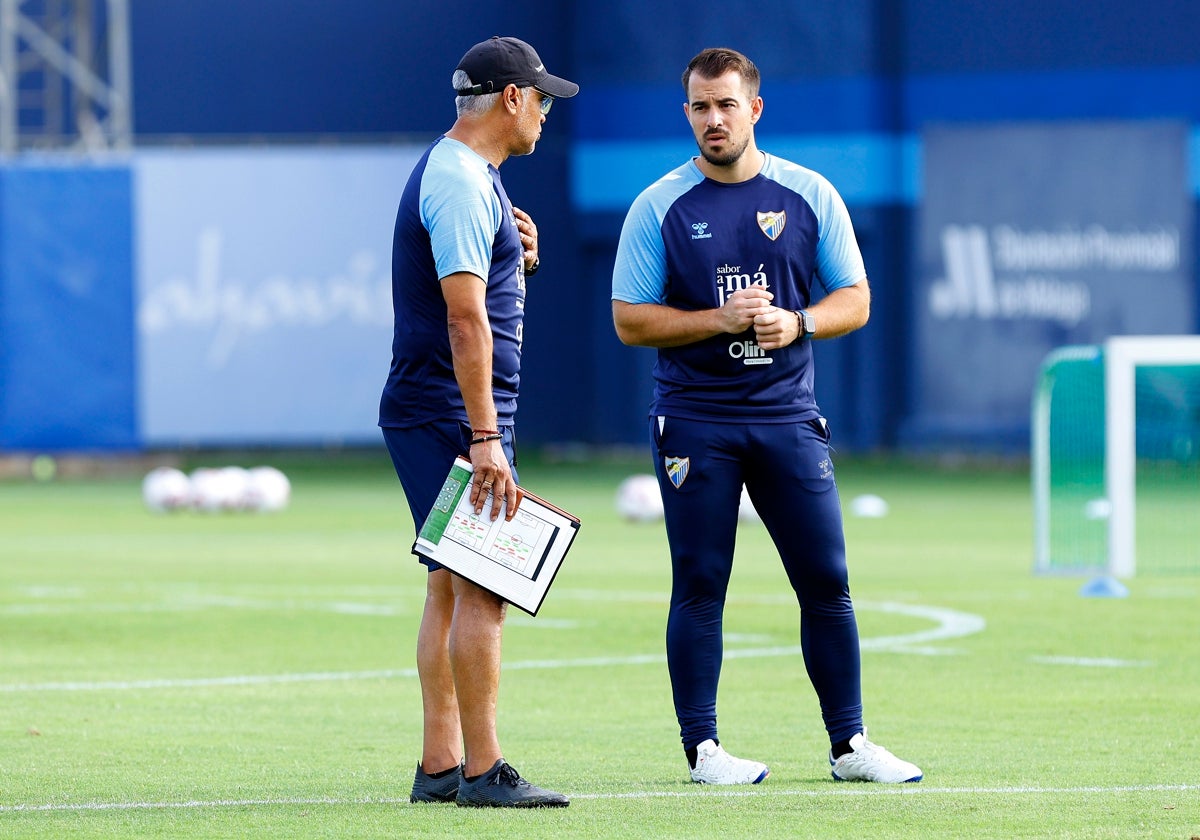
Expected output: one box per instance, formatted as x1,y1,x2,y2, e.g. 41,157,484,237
131,3,573,138
115,2,1200,451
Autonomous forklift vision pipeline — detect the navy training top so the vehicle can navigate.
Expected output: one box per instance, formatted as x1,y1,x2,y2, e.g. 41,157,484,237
380,136,527,429
611,152,865,421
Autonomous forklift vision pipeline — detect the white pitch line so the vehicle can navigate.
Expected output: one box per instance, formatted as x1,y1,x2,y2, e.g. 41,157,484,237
2,783,1198,813
0,668,417,693
573,782,1200,800
0,596,411,617
0,602,985,694
1029,655,1152,668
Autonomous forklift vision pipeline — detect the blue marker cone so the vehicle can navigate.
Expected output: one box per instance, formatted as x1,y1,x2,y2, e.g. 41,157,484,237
1079,575,1129,598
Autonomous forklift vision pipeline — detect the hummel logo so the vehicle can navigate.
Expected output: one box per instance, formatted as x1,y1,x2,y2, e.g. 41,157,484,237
691,222,711,240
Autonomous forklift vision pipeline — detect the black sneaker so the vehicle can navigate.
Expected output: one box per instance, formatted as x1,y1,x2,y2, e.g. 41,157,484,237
455,759,569,808
410,762,462,803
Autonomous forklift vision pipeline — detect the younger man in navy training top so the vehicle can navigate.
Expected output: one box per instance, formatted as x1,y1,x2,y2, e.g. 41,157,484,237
611,46,923,785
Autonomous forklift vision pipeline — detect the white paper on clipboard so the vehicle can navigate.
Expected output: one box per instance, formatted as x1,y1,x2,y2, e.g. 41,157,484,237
413,457,581,616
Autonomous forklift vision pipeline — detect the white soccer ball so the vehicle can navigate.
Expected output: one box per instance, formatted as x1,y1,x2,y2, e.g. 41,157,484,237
849,493,890,518
246,466,291,512
738,485,761,523
615,474,664,522
189,467,244,512
218,466,253,509
142,466,192,512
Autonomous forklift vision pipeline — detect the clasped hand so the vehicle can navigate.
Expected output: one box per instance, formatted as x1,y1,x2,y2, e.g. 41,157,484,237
720,287,798,351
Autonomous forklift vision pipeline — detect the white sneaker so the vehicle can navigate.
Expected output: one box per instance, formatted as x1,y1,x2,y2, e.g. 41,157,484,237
830,731,922,783
689,739,769,785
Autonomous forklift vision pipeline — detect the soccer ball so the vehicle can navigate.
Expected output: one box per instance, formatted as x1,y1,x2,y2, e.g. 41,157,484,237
142,466,192,512
218,466,253,509
849,494,890,518
189,467,247,512
245,466,291,512
615,474,664,522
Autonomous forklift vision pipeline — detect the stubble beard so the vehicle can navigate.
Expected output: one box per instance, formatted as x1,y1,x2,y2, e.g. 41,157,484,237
697,133,749,169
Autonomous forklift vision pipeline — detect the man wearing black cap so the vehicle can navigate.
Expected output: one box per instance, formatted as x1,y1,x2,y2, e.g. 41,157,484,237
378,36,578,808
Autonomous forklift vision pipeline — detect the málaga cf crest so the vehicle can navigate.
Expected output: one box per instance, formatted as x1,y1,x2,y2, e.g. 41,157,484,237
757,210,786,241
665,456,690,489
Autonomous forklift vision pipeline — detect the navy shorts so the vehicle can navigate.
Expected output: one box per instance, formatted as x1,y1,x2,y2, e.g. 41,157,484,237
381,421,517,571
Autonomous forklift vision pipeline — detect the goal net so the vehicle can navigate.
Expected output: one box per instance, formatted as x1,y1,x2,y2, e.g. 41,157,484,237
1033,336,1200,577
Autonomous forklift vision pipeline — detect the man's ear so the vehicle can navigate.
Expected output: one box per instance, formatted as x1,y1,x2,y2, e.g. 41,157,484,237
503,84,522,115
750,96,763,124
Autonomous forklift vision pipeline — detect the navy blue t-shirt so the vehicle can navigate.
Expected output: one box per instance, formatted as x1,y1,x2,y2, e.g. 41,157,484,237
379,136,527,428
612,153,866,421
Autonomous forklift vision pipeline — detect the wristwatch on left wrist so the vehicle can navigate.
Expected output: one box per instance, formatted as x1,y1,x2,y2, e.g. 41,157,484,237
795,309,815,340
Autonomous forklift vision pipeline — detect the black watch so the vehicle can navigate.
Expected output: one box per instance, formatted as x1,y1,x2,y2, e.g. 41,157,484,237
795,309,815,340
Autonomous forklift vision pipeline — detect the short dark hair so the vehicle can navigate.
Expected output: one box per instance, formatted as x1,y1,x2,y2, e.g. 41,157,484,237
682,48,761,98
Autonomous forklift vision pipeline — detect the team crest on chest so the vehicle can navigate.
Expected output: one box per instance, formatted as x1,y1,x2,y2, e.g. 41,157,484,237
664,456,690,489
756,210,786,241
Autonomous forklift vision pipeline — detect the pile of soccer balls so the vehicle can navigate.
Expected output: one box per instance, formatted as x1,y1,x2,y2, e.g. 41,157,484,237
141,465,291,514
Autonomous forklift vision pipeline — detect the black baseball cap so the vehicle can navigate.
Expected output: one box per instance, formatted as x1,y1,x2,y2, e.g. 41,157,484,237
454,36,579,99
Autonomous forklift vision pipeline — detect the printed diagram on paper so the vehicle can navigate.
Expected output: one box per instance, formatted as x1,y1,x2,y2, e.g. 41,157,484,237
445,505,553,580
414,457,580,615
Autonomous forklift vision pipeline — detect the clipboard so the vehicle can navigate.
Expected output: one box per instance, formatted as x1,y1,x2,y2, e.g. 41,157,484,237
413,457,581,616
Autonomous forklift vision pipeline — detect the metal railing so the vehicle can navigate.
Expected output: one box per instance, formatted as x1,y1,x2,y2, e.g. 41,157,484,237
0,0,130,154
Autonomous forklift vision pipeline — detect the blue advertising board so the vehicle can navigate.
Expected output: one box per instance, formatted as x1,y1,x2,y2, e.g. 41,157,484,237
907,121,1194,449
133,146,426,446
0,166,137,450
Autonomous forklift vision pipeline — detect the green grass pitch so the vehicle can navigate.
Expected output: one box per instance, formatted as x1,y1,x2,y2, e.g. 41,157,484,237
1,451,1198,839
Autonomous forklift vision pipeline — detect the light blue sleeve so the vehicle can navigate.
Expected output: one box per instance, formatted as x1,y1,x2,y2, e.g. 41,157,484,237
612,164,700,304
812,176,866,293
421,141,502,282
612,190,668,304
764,155,866,293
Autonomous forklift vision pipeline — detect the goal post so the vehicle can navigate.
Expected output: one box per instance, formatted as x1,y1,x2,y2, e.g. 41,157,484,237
1105,335,1200,578
1033,335,1200,578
